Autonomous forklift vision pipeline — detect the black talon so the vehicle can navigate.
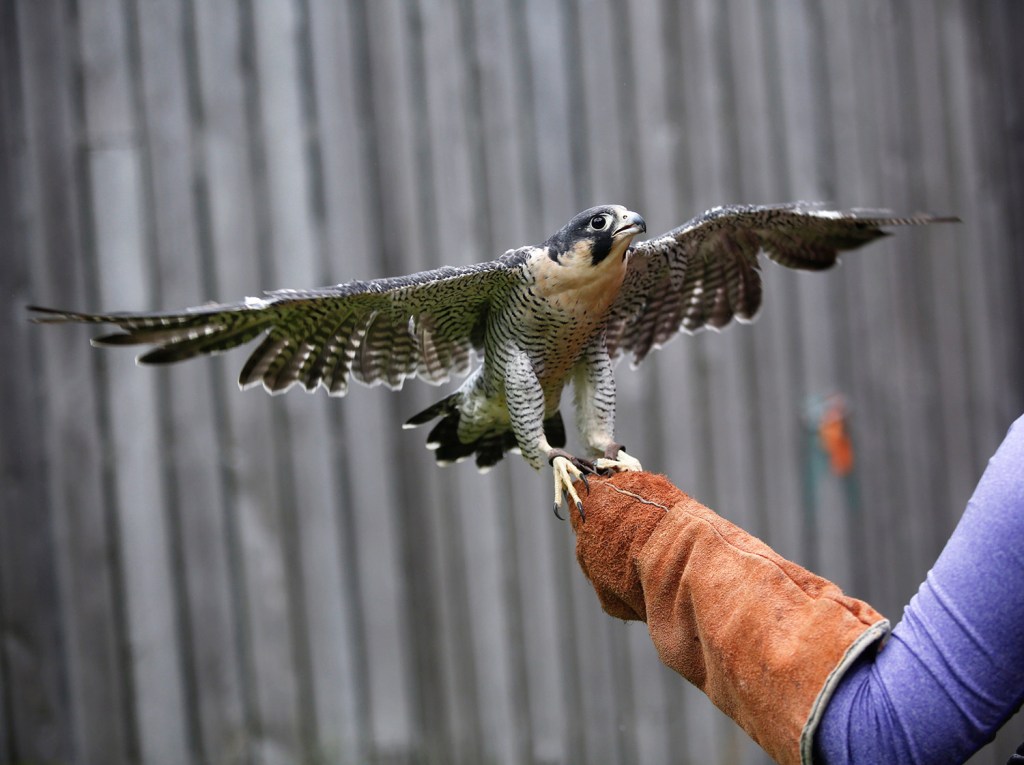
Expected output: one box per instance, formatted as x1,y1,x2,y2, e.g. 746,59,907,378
553,501,564,521
576,499,585,523
579,472,591,495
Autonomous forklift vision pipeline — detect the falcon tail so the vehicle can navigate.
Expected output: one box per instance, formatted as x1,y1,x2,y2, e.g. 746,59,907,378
404,394,566,473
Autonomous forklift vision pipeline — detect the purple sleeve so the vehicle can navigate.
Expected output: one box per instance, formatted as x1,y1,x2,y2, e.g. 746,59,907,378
815,415,1024,764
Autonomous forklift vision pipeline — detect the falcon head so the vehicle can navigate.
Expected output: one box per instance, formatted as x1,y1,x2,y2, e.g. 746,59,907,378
544,205,647,268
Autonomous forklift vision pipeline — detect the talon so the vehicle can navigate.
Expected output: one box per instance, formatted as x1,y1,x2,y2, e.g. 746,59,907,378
579,472,590,495
553,502,564,521
576,498,585,522
549,451,590,519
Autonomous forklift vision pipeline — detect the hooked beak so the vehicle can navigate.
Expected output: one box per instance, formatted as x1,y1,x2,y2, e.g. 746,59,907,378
613,210,647,239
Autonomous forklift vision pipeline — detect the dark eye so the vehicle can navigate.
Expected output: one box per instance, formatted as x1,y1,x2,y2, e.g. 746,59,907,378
590,214,608,230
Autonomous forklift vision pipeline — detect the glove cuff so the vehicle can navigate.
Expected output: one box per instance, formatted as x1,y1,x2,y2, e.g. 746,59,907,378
799,619,890,764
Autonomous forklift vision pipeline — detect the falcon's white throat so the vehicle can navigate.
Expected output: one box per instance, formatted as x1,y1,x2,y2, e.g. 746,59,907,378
532,236,633,316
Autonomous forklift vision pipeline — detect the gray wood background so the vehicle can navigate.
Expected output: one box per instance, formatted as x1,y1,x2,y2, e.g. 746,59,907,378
2,0,1022,763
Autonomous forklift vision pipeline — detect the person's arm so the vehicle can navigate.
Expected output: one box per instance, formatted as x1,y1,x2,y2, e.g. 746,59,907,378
814,416,1024,764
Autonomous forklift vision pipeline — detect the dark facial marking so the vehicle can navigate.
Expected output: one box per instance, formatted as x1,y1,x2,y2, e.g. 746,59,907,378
544,206,619,266
586,229,615,266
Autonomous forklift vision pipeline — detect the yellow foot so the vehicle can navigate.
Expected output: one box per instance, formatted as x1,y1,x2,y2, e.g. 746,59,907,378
548,450,596,520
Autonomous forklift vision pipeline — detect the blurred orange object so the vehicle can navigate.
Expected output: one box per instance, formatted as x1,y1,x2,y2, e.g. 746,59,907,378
818,396,854,477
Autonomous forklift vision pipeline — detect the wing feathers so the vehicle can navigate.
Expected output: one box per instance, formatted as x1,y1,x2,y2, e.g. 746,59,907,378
138,322,274,364
324,317,367,396
302,312,356,393
239,332,291,390
30,257,522,396
353,310,410,389
608,204,955,363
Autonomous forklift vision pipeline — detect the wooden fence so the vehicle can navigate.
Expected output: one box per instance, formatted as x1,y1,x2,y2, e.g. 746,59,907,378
2,0,1022,763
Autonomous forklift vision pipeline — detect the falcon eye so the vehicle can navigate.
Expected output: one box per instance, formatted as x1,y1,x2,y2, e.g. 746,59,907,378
590,214,608,230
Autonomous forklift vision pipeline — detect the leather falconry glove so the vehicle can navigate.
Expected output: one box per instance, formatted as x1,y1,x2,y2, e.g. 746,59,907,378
570,472,890,765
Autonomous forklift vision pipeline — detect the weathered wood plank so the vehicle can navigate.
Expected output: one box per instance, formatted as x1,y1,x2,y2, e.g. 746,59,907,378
356,0,456,759
132,2,247,762
742,2,814,571
882,1,962,592
892,0,961,530
309,0,419,758
723,0,785,577
822,2,913,616
296,0,370,759
378,1,463,760
865,1,942,597
91,148,191,765
962,3,1022,445
191,1,301,761
248,2,364,761
0,3,70,760
78,0,191,759
819,0,896,613
17,0,135,760
772,0,845,582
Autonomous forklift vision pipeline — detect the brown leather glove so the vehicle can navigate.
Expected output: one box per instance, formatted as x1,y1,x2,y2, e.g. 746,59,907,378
571,471,890,765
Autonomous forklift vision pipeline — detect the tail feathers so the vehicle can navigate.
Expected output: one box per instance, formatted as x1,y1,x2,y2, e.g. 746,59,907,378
403,394,459,428
405,394,566,471
473,432,519,471
427,412,475,464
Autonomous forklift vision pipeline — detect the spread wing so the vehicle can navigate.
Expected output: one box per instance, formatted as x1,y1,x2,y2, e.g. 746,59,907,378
29,253,527,396
605,203,956,365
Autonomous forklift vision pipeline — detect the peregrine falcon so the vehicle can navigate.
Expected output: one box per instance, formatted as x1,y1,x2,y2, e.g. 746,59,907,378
30,203,953,515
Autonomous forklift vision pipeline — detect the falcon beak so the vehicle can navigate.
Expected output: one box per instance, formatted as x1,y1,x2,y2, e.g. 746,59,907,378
613,210,647,239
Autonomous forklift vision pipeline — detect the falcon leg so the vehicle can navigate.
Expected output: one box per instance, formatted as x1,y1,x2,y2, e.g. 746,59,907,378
594,442,643,474
572,343,644,477
504,349,596,519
